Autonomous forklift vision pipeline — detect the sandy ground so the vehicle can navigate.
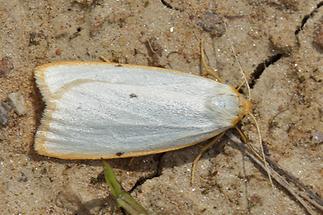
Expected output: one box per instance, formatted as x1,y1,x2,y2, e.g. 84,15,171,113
0,0,322,214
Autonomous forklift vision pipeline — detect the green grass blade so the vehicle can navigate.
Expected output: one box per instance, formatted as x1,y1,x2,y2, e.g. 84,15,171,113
117,191,148,215
103,161,149,215
103,160,122,197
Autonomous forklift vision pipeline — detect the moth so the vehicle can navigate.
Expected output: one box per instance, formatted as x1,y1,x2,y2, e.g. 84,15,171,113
34,62,251,159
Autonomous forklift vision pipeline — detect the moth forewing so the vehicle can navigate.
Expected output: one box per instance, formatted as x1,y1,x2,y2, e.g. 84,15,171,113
34,62,251,159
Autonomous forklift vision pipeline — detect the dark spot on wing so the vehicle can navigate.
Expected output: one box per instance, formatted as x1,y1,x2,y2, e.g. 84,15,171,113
114,64,123,67
129,93,138,98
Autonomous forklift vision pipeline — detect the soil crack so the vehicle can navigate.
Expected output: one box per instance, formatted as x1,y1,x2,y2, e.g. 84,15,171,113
249,53,283,88
295,1,323,35
250,1,322,89
129,154,164,193
160,0,182,11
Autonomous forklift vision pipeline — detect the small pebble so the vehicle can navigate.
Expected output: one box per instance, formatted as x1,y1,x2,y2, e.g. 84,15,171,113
269,31,295,54
313,21,323,51
312,131,323,144
197,11,225,38
1,101,11,111
0,56,14,77
17,171,28,182
29,32,44,46
74,0,96,7
55,48,62,56
8,92,26,116
0,103,8,127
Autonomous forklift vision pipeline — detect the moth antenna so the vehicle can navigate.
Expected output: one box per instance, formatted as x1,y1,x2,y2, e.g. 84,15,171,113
225,23,273,186
249,113,274,187
191,133,224,185
229,43,251,99
200,39,223,82
224,21,251,99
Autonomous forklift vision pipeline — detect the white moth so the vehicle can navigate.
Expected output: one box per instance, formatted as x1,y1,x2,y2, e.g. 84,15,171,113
34,62,251,159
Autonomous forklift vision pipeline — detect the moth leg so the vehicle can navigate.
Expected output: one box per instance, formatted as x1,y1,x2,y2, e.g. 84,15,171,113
128,157,136,166
191,133,225,185
99,56,112,63
236,79,246,91
200,39,223,83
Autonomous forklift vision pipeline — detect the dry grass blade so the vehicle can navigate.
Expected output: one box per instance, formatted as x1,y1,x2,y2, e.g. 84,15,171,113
227,132,323,215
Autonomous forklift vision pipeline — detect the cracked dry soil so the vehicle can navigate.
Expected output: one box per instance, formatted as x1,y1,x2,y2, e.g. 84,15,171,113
0,0,322,214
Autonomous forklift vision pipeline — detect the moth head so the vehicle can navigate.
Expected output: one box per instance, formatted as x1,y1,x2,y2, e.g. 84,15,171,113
232,93,252,126
206,90,246,126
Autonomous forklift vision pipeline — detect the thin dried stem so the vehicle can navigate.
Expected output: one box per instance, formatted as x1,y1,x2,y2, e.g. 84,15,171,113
224,21,251,99
249,113,273,186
